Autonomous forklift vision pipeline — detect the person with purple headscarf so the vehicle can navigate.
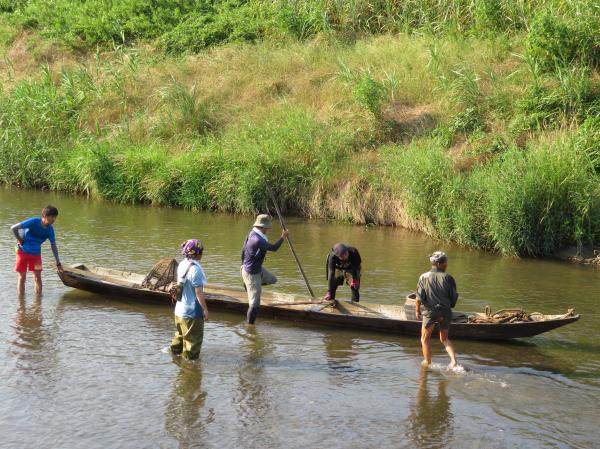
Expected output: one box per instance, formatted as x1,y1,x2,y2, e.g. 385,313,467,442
170,239,208,360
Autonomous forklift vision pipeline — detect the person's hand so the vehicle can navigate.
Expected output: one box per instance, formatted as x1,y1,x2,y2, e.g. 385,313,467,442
281,229,289,239
415,309,421,320
350,279,359,289
323,292,332,301
16,239,23,246
203,309,209,321
56,262,64,273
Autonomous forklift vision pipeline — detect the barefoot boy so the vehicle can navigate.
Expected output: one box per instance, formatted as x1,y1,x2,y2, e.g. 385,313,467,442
415,251,459,368
11,205,63,297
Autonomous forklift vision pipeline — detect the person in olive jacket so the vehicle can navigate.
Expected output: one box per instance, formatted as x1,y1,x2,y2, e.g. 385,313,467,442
416,251,459,369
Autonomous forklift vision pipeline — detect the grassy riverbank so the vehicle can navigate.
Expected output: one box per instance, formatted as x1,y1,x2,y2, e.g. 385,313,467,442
1,1,599,256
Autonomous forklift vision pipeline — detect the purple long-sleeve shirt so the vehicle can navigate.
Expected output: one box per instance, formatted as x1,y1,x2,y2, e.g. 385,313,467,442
241,230,284,274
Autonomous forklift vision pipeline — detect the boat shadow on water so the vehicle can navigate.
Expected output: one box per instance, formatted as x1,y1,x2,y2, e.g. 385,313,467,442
57,287,585,383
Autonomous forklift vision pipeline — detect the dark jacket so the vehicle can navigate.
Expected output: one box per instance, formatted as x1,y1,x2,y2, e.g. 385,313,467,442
326,246,362,292
241,230,284,275
416,268,458,312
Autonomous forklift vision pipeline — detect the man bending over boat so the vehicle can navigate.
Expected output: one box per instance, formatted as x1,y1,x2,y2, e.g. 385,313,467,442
10,205,63,297
241,214,288,324
324,243,362,303
170,239,209,360
416,251,459,369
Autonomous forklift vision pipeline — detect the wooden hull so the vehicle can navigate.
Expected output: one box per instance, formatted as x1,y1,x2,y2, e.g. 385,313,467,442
58,264,580,340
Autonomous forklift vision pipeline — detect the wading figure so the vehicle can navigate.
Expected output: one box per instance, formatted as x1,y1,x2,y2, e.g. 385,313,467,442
10,205,63,297
415,251,459,368
241,214,288,324
324,243,362,303
170,239,209,360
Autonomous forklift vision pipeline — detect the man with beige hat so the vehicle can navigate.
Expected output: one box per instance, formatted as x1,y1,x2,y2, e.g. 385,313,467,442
241,214,289,324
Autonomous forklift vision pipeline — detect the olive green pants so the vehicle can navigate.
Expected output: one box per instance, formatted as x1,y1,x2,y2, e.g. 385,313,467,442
170,315,204,360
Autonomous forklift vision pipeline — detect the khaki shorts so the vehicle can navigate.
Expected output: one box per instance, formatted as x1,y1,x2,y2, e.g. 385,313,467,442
422,307,452,330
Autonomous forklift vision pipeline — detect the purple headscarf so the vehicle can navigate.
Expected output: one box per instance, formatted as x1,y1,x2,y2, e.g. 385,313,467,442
181,239,204,258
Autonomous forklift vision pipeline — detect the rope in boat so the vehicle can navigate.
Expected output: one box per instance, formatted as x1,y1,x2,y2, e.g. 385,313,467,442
467,306,576,323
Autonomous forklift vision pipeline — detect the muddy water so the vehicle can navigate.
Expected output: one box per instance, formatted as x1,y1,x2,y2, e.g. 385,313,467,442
0,187,598,449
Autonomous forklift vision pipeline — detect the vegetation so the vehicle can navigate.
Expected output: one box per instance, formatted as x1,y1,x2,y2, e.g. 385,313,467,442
0,0,599,256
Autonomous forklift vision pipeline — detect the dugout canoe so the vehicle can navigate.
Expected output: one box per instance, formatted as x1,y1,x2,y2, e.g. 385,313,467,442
58,264,580,340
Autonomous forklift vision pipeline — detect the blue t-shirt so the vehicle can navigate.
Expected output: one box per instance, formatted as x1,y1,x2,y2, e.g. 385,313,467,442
174,259,207,319
18,217,56,256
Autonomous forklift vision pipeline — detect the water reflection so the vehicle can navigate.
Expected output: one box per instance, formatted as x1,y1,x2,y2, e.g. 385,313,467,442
323,332,358,374
406,368,454,449
235,327,276,448
10,296,46,373
165,357,211,449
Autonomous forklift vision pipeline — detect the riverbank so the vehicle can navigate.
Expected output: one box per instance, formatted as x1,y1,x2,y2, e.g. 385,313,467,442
1,1,599,257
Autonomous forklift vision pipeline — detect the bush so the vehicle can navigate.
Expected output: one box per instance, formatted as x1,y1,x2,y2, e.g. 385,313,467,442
381,142,452,226
17,0,200,48
526,13,600,71
576,115,600,173
481,143,600,255
381,137,600,255
160,2,270,54
338,66,388,116
51,141,177,204
197,107,352,213
516,66,597,130
0,67,91,187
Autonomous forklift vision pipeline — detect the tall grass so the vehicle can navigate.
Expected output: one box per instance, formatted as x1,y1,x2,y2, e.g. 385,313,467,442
0,66,91,186
380,138,600,255
48,107,354,212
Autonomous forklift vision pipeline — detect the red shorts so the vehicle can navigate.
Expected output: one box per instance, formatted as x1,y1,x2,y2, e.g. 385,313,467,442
15,249,43,273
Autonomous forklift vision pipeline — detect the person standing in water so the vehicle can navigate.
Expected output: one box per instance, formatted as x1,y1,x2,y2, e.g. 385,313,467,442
415,251,459,368
170,239,209,360
240,214,288,324
10,205,63,297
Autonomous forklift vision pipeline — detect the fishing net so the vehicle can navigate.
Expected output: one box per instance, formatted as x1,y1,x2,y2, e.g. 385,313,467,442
141,258,178,291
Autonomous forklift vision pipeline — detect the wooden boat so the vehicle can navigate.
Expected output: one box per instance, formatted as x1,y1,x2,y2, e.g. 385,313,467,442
58,264,580,340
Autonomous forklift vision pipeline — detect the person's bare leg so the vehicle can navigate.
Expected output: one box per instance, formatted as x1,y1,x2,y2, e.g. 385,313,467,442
420,325,434,367
439,328,457,368
33,271,42,297
17,272,26,298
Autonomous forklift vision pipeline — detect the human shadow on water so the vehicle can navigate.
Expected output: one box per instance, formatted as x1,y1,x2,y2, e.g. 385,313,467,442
164,356,213,449
9,296,54,375
233,325,277,448
323,330,359,375
405,367,454,449
11,296,43,349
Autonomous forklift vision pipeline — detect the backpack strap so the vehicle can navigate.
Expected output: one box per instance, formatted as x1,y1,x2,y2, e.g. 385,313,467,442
180,260,194,284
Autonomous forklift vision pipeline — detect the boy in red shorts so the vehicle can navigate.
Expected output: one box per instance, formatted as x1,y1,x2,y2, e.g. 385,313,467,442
11,205,64,297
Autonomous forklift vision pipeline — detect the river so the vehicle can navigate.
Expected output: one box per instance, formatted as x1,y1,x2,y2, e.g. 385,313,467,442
0,187,598,449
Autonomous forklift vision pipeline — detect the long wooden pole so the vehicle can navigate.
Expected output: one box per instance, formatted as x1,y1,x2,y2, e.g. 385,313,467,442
267,189,315,298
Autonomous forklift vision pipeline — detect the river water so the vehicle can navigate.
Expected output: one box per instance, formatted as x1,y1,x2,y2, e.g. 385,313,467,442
0,187,598,449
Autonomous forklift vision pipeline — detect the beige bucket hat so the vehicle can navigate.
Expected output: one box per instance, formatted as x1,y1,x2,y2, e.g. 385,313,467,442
253,214,273,229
